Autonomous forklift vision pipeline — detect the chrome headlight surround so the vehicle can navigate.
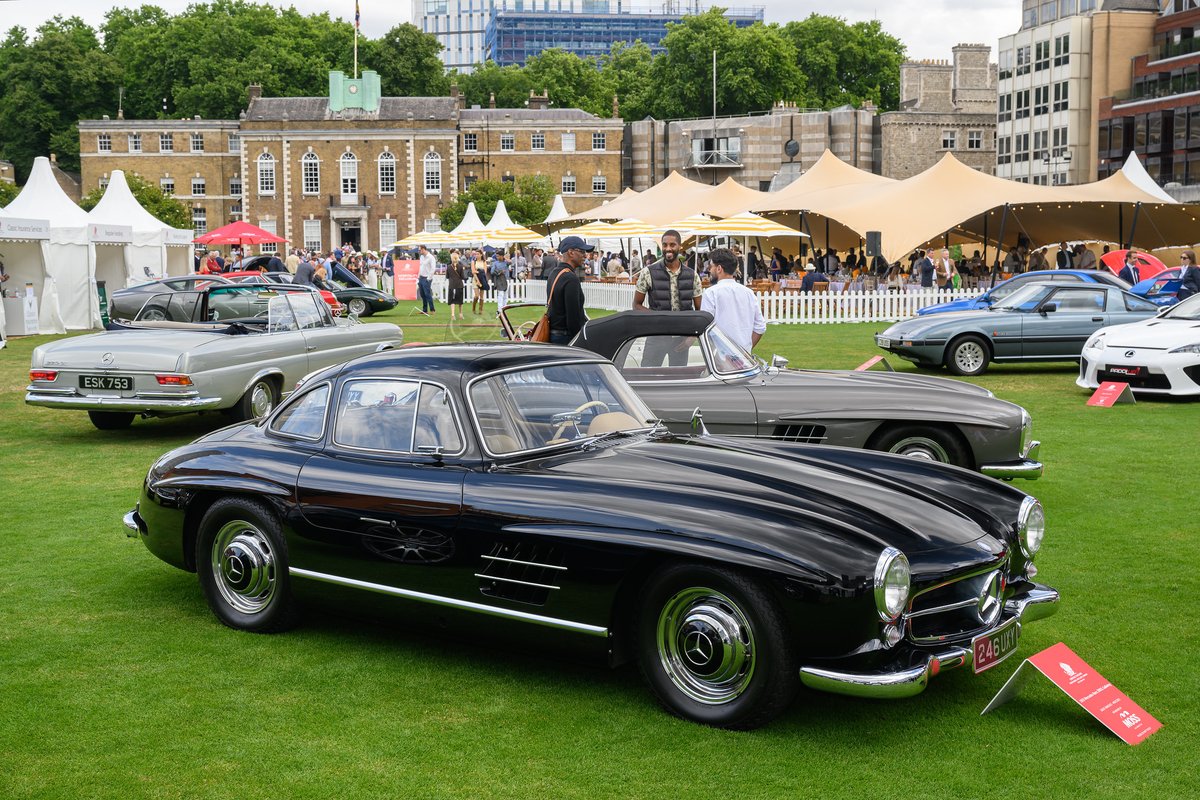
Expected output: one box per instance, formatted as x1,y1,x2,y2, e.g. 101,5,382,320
873,547,911,622
1085,331,1108,350
1168,343,1200,355
1020,409,1032,455
1017,496,1045,559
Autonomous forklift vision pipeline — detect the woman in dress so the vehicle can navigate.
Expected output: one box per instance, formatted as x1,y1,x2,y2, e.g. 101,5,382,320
447,250,466,320
471,250,490,316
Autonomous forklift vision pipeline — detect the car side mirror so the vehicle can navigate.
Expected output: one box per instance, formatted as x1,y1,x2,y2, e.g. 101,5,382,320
1039,302,1057,315
771,354,789,369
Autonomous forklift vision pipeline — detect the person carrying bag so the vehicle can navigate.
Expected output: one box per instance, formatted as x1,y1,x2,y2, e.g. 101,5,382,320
529,266,567,343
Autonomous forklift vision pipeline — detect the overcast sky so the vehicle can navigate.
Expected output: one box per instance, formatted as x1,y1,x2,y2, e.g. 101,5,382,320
1,0,1019,61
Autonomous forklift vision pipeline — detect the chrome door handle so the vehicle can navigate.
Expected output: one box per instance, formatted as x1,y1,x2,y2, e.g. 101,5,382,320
306,345,317,351
1091,316,1104,322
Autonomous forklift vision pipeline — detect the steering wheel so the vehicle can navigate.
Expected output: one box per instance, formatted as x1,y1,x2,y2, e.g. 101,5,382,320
551,400,610,440
516,320,538,340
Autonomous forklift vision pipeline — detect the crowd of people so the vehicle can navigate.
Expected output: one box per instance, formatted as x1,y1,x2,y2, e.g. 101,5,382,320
193,241,385,289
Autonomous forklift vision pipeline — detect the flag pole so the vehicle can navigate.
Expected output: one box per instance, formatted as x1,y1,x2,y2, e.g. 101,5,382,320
354,1,360,78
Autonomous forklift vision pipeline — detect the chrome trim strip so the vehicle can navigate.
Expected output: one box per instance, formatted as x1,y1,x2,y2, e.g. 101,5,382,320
289,567,607,637
122,509,143,538
979,458,1044,481
474,573,561,590
360,517,392,526
481,554,568,571
25,392,224,411
905,597,979,619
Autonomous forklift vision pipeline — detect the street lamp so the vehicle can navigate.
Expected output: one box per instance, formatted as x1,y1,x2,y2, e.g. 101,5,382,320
1041,148,1072,185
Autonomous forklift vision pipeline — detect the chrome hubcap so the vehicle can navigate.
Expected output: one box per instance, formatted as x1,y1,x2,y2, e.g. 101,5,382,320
143,308,165,320
211,520,276,614
954,342,985,372
250,383,274,417
657,587,755,705
888,436,950,463
349,299,367,315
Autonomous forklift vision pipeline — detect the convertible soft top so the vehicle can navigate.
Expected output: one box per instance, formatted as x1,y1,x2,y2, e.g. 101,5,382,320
572,310,715,360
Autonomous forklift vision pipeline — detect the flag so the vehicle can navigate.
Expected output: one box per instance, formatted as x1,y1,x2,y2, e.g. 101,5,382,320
355,1,360,30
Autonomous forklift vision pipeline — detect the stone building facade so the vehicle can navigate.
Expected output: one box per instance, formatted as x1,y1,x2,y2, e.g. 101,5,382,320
880,45,998,179
78,72,623,253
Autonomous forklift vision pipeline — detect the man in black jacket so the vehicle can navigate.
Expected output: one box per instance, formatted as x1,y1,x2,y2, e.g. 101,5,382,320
547,236,588,344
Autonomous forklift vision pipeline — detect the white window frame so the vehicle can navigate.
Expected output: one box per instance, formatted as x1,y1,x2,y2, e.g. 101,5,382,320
128,133,141,153
592,175,606,195
192,206,207,237
562,175,576,195
967,130,983,150
562,132,576,152
303,219,323,251
462,132,478,152
190,133,204,153
159,133,174,152
257,153,276,195
228,134,240,153
501,133,515,151
379,218,397,248
378,151,396,195
340,151,359,201
423,151,442,195
531,132,545,151
592,132,606,151
259,219,278,254
302,152,321,195
941,130,957,150
191,177,206,196
229,177,242,197
97,133,112,152
160,177,175,195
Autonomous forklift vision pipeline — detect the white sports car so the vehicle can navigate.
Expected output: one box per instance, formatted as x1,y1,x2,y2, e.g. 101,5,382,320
1077,294,1200,396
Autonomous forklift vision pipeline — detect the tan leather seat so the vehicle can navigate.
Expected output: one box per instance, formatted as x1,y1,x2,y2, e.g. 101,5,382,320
587,412,640,435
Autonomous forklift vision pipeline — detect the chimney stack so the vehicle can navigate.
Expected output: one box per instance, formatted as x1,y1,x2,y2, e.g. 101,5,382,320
527,90,550,111
489,92,496,109
247,84,263,104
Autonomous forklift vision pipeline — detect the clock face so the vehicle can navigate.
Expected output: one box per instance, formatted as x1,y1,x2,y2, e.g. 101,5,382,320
348,84,359,94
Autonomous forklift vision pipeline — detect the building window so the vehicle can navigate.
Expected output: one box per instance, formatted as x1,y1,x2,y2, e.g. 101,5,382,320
1053,82,1068,112
592,132,606,151
341,151,359,200
228,134,240,153
562,175,576,194
1034,86,1049,116
259,219,278,253
1015,133,1030,162
191,177,206,196
192,206,207,237
423,151,441,194
531,132,545,150
998,49,1013,81
562,132,576,152
424,217,443,232
128,133,141,153
160,133,174,152
378,151,396,195
500,133,515,151
1016,45,1030,76
190,133,204,153
160,177,175,195
462,132,477,152
1054,34,1070,67
968,130,983,150
302,152,321,195
592,175,606,194
303,219,322,251
998,93,1012,123
97,133,112,152
257,152,276,195
1015,89,1030,120
464,175,477,191
941,130,957,150
379,218,397,248
1034,40,1050,72
229,177,242,197
1033,130,1048,159
99,176,109,190
998,136,1012,166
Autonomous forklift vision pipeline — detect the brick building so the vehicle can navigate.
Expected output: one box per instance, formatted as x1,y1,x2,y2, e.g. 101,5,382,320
880,45,998,179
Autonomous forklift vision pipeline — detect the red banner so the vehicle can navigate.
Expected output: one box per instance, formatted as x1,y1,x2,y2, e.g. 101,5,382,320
1087,381,1135,407
392,259,419,301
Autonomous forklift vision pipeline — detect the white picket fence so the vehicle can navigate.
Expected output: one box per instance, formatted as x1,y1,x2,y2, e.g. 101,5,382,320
430,277,977,324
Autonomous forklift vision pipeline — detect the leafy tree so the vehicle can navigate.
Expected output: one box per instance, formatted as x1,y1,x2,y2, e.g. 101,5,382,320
372,23,449,97
601,41,655,122
439,174,553,231
455,61,532,110
523,49,610,117
78,172,191,228
782,15,906,111
0,180,20,207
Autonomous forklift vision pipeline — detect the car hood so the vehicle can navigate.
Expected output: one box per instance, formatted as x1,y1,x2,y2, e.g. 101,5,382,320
32,329,228,373
917,296,985,315
1096,317,1200,349
883,308,1011,337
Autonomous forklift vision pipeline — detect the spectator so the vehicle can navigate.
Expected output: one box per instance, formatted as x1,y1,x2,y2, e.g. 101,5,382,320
1179,250,1200,301
471,249,489,316
200,251,222,275
634,230,703,311
286,248,301,274
417,244,436,315
1075,244,1097,270
491,251,510,311
294,258,317,286
446,250,466,321
1056,242,1074,269
701,248,765,352
801,262,830,292
547,236,588,343
267,251,285,273
915,250,936,288
1118,251,1142,285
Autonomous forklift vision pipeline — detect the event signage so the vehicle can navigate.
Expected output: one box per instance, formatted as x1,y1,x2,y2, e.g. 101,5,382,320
981,642,1162,745
855,356,894,372
1087,381,1135,407
164,229,194,246
0,216,50,240
89,224,133,244
392,259,419,301
22,283,39,335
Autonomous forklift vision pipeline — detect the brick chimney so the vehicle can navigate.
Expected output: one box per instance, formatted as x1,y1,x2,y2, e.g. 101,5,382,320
612,94,620,119
489,92,496,109
450,83,464,110
527,90,549,111
247,83,263,104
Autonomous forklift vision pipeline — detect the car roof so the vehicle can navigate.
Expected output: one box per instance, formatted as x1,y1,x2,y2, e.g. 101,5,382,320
347,342,609,382
573,310,715,360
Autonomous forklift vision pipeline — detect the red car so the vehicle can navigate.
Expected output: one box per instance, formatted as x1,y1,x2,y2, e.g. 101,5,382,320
223,270,344,316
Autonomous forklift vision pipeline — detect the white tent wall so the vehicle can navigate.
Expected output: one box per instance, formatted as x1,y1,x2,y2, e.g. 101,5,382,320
164,244,193,277
88,170,195,281
44,236,93,330
0,216,65,334
93,242,134,301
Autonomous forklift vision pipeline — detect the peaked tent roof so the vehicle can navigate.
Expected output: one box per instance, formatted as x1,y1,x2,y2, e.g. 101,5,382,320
561,171,710,225
483,199,516,231
704,178,770,219
450,202,485,236
543,194,570,224
753,150,896,214
0,156,88,227
1118,152,1177,203
87,170,189,236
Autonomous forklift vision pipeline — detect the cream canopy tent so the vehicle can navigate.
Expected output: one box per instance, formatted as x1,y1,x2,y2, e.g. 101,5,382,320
87,170,194,283
560,171,711,226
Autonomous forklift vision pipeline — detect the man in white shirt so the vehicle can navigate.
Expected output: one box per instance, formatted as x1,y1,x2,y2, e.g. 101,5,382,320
417,244,437,314
700,248,765,352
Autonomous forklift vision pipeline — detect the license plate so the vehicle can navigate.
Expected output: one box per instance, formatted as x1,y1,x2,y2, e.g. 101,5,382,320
80,374,133,391
972,617,1020,674
876,336,891,348
1107,365,1142,377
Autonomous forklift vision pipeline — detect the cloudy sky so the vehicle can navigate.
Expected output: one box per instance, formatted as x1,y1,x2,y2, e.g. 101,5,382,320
2,0,1018,61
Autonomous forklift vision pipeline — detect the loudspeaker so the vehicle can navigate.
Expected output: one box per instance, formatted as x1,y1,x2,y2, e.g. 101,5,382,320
865,231,882,257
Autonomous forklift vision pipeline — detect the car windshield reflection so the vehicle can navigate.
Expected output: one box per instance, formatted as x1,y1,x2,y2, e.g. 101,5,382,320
1162,294,1200,320
705,326,758,374
470,362,656,455
990,283,1054,312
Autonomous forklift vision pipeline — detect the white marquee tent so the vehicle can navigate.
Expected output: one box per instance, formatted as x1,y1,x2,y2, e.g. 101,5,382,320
88,170,194,283
0,214,58,335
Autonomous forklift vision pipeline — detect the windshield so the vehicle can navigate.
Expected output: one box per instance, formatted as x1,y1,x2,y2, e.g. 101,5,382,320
990,283,1055,311
1161,294,1200,320
470,362,656,455
705,326,759,374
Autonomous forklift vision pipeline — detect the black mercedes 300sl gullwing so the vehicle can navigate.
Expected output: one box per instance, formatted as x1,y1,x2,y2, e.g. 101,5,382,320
124,343,1059,729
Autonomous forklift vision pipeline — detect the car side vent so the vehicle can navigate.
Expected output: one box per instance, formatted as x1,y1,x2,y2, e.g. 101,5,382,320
772,424,827,444
476,542,566,606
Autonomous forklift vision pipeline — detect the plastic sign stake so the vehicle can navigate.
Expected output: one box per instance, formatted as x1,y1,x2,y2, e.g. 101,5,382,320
981,642,1162,745
855,355,894,372
1087,381,1135,407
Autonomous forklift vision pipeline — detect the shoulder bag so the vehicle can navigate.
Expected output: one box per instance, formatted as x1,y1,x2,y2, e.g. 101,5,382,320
529,268,567,343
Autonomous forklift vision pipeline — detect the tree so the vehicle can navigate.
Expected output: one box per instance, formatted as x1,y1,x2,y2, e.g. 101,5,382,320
0,180,19,207
373,23,449,97
523,49,610,117
78,172,191,228
439,174,553,231
601,41,655,122
456,61,532,110
781,15,906,111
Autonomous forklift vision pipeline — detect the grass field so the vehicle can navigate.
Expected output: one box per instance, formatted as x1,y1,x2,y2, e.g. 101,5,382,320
1,300,1196,799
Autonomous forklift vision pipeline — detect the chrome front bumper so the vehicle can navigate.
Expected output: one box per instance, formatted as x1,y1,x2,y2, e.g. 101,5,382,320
798,584,1060,700
123,507,145,538
26,388,224,413
980,441,1042,481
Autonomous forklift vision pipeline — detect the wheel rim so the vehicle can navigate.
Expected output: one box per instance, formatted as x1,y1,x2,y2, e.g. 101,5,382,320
349,298,367,315
656,587,755,705
887,435,950,462
210,520,277,614
143,307,165,321
953,341,986,373
249,382,275,417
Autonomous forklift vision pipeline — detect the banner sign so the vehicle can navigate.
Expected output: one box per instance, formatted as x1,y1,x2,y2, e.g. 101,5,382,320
855,356,894,372
164,229,194,246
22,283,39,334
392,259,419,301
89,223,133,244
1087,381,1135,407
0,216,50,240
982,642,1162,745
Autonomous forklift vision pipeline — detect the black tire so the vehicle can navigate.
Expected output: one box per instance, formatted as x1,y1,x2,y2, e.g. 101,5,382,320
869,424,971,468
637,563,798,730
945,334,991,376
347,297,370,316
139,305,167,321
196,497,297,633
87,410,135,430
235,377,278,421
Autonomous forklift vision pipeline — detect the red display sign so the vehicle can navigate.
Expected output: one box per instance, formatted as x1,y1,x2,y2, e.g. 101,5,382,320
1087,381,1135,407
855,356,894,372
982,642,1162,745
392,259,420,301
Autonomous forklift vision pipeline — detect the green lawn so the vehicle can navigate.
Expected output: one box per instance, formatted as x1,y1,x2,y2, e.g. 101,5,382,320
1,300,1195,798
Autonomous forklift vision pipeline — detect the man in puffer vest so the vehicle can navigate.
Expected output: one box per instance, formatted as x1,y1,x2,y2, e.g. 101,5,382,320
633,229,705,367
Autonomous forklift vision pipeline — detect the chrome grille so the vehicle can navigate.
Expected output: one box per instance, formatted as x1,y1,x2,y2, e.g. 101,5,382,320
771,424,827,444
905,566,1006,644
476,542,566,606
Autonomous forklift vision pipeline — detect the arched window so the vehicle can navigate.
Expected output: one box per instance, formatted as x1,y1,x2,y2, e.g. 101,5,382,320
257,152,276,195
340,151,359,203
378,151,396,195
301,152,320,195
423,151,441,194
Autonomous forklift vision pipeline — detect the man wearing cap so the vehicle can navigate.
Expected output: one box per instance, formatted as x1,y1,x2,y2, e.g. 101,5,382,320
633,229,703,312
547,236,588,344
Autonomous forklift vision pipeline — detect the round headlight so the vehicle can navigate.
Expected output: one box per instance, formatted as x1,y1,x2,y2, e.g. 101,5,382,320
874,547,911,622
1017,496,1045,558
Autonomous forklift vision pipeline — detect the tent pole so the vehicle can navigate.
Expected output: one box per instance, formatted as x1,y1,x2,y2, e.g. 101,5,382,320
1127,202,1142,250
992,204,1009,289
983,213,989,270
1118,205,1124,249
